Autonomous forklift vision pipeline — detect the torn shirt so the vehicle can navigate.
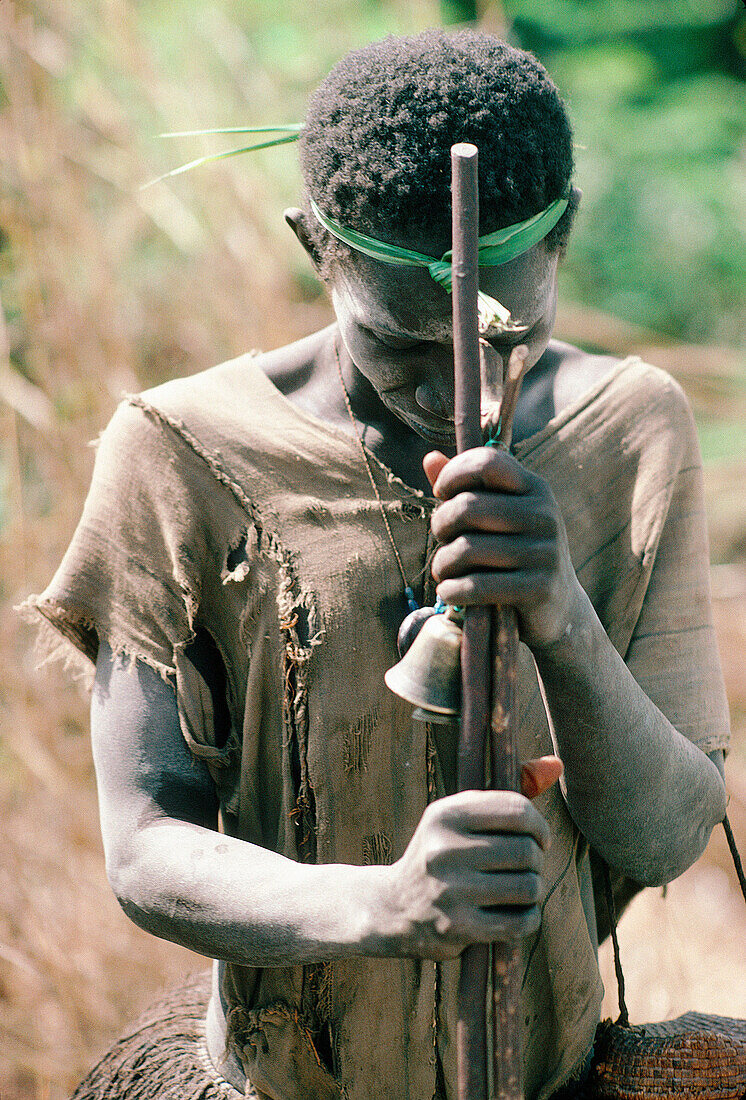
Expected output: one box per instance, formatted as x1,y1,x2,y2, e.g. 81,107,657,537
23,349,730,1100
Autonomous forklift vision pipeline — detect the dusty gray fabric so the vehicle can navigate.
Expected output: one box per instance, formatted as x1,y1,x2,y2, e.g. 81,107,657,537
24,351,730,1100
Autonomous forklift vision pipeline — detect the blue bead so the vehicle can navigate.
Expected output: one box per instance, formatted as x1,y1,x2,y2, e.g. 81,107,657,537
404,586,419,612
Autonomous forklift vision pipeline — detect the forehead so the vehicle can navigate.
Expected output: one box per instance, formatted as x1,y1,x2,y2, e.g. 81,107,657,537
331,243,557,340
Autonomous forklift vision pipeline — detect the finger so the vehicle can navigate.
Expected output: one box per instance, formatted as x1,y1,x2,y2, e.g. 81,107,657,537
435,790,551,849
431,534,554,583
436,569,550,610
466,833,544,874
431,491,553,543
521,756,564,800
466,869,544,909
423,450,449,490
432,447,533,501
465,901,543,941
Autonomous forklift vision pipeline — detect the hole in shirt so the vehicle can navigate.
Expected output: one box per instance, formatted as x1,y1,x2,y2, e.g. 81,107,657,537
183,627,231,749
226,534,248,574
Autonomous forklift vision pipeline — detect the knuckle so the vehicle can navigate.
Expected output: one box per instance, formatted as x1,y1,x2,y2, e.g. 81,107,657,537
429,791,460,825
534,540,556,569
438,575,477,604
453,493,476,529
469,448,493,476
452,534,472,561
515,905,542,937
532,504,555,536
520,872,544,905
430,503,452,540
502,790,530,822
516,835,541,870
420,800,439,827
433,910,455,939
497,871,542,906
423,837,449,877
430,548,446,582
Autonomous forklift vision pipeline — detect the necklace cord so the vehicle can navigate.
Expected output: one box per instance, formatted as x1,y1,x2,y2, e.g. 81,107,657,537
333,338,418,612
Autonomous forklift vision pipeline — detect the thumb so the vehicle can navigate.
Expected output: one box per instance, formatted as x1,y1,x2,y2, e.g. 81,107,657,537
423,451,449,493
520,755,564,800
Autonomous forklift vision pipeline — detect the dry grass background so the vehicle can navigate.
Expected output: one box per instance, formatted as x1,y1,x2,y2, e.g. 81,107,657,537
0,2,744,1097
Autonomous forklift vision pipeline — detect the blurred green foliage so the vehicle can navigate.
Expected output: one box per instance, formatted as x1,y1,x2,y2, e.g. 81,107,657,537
441,0,479,23
130,0,744,348
2,0,743,357
503,0,746,346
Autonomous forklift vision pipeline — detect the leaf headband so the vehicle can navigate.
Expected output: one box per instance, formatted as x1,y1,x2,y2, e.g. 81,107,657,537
152,125,570,332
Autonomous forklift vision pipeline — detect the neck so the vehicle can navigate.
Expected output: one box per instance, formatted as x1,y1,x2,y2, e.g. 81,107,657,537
331,334,442,494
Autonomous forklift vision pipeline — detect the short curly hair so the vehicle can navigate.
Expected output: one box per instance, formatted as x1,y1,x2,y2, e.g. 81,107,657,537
300,29,577,276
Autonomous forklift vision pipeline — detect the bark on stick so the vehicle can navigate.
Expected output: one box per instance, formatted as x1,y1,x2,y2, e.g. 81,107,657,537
451,142,523,1100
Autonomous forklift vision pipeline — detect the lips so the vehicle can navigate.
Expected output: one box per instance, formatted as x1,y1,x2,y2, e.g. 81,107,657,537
381,394,456,445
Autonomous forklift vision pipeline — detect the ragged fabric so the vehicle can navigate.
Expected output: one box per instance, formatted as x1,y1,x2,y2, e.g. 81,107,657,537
22,344,730,1100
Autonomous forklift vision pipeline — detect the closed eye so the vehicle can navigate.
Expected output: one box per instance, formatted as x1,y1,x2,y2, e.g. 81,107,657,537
360,324,424,352
487,320,537,354
379,334,425,351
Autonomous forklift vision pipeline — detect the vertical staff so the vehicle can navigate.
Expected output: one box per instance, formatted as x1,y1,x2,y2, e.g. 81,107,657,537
450,142,523,1100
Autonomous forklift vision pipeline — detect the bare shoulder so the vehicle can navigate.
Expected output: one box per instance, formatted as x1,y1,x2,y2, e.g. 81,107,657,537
258,325,334,398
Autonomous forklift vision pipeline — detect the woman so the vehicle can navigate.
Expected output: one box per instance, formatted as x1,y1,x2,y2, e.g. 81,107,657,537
25,29,728,1100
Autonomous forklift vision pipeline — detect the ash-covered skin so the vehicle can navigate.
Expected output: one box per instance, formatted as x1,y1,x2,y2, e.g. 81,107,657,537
330,237,559,448
84,28,728,1098
94,205,726,980
88,187,727,1100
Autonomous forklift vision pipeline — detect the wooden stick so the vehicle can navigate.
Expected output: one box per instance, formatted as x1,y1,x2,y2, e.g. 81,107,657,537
451,142,524,1100
491,607,523,1100
451,141,490,1100
490,346,529,1100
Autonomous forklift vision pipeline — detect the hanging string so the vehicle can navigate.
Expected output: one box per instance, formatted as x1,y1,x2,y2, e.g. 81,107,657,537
723,814,746,905
601,860,630,1028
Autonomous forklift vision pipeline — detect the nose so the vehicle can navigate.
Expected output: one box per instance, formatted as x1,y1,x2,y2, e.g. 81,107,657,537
414,347,456,421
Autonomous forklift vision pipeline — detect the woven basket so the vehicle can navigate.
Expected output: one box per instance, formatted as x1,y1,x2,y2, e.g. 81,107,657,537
586,1011,746,1099
589,1012,746,1100
583,817,746,1100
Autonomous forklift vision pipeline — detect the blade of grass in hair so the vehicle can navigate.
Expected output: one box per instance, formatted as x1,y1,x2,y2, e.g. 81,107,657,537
142,134,301,189
159,125,303,138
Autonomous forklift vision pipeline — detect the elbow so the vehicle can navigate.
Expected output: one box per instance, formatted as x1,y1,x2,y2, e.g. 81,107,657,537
103,825,213,950
581,764,727,888
630,777,727,888
104,842,152,931
104,833,171,937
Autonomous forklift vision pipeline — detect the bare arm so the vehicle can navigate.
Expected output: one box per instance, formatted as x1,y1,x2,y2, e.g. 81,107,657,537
532,587,726,886
92,640,388,965
92,639,557,967
428,447,727,887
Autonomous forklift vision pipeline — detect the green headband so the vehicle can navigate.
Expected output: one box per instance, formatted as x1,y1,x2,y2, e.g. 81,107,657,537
309,193,569,331
152,124,569,330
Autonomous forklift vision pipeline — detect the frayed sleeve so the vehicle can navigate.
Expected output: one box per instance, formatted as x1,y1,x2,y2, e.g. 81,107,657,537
21,400,215,680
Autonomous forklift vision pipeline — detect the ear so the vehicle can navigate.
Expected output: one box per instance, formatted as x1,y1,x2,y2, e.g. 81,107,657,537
284,207,324,273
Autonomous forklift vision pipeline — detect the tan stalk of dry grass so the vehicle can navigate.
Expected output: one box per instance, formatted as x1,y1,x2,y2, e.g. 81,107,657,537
0,2,330,1095
1,2,744,1099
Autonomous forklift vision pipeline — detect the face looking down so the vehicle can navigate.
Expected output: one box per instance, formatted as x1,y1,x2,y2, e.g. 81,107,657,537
330,240,560,447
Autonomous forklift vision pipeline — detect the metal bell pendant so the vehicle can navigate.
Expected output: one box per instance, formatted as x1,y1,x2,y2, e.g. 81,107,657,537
384,607,463,722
